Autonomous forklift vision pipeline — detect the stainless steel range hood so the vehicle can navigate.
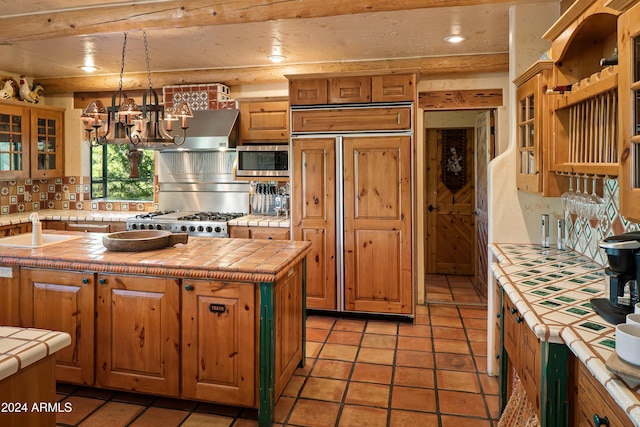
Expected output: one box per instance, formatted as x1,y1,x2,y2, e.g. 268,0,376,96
155,109,239,151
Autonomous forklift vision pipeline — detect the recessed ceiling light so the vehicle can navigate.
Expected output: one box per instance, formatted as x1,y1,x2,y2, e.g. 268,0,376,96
444,35,466,43
267,54,285,63
80,65,98,72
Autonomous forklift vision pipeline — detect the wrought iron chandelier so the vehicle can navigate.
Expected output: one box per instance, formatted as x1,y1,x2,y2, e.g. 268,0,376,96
81,32,193,148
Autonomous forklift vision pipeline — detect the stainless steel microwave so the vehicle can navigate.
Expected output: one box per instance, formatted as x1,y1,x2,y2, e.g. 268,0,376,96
236,145,289,177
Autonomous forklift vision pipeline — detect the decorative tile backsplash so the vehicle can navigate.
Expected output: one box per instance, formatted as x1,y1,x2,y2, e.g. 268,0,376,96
566,177,640,265
0,176,157,214
162,83,234,111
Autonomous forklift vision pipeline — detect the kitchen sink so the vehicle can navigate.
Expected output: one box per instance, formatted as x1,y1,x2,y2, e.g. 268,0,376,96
0,233,81,248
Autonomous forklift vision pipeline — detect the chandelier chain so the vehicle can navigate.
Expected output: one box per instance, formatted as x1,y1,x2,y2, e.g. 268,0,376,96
118,33,127,93
143,32,153,91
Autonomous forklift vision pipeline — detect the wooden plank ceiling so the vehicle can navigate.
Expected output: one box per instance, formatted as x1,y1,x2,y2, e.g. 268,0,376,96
0,0,517,93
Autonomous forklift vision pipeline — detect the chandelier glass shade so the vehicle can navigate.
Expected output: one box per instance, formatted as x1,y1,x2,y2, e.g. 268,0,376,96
81,32,192,148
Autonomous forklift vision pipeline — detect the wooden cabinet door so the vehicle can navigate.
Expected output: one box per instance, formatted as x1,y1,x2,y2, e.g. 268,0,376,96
292,138,337,310
20,268,95,385
0,266,20,326
289,79,328,105
30,107,63,179
95,274,180,396
0,102,30,180
502,296,520,361
181,280,255,406
576,362,633,427
619,3,640,222
274,263,304,398
239,99,289,142
372,74,416,102
343,136,412,314
520,324,540,412
515,74,543,194
329,76,371,103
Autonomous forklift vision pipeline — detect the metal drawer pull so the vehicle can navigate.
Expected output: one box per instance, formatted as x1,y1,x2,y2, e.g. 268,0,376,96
593,414,609,426
510,307,517,315
516,315,523,324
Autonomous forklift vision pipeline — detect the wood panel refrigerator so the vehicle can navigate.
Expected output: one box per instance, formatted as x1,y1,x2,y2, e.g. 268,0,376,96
291,104,414,315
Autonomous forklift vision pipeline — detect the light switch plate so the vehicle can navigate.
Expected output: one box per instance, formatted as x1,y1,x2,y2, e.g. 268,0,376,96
0,267,14,278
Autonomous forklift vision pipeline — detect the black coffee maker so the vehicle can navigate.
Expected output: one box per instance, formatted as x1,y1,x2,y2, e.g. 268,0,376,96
591,232,640,324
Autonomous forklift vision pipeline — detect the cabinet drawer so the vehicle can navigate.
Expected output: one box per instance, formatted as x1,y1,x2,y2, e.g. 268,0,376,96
329,76,371,103
372,74,416,102
229,226,290,240
576,363,633,427
291,106,412,133
66,222,110,233
289,79,328,105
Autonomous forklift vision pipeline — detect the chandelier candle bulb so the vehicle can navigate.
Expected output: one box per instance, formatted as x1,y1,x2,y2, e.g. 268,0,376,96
541,214,550,248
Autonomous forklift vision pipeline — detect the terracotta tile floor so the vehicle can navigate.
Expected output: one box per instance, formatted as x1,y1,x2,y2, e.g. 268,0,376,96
425,273,487,305
54,302,499,426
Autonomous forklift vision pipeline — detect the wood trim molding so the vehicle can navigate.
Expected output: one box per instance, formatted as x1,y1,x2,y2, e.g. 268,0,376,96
47,53,508,94
418,89,503,110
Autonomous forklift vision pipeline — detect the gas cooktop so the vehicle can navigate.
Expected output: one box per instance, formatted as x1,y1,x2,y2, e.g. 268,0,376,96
126,211,247,237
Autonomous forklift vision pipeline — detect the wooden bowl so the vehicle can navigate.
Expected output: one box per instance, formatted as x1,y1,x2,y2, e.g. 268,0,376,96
103,230,189,252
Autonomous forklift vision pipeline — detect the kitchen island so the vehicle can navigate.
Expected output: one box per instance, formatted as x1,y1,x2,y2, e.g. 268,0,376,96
490,244,640,426
0,231,311,427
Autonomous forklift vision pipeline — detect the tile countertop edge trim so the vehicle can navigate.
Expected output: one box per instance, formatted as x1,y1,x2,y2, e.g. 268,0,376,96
0,242,312,283
493,262,560,343
0,211,132,227
562,326,640,426
0,327,71,382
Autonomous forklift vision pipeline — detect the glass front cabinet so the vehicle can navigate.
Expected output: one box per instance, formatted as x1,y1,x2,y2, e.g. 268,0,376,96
0,103,30,180
514,61,563,196
31,107,63,179
619,2,640,222
0,101,64,180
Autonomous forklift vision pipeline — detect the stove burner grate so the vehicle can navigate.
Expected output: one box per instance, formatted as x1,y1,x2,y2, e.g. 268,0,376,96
135,210,175,220
176,212,245,222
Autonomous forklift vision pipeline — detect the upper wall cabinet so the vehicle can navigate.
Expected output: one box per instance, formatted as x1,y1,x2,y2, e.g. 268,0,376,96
238,97,289,144
514,61,565,196
544,0,621,176
0,100,64,180
618,2,640,222
288,71,417,106
31,106,64,179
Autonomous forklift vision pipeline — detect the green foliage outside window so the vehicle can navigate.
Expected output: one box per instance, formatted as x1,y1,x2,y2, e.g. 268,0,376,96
91,144,154,201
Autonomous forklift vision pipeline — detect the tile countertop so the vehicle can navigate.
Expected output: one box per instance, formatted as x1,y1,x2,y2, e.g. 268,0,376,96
0,327,71,382
228,214,290,228
490,244,640,426
0,231,311,283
